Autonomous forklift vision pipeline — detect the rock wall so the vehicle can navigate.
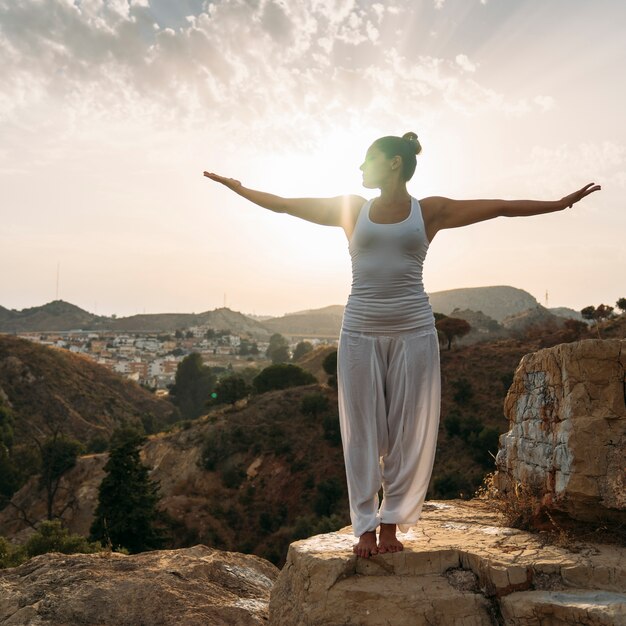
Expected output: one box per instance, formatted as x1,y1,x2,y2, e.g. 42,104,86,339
495,339,626,523
269,500,626,626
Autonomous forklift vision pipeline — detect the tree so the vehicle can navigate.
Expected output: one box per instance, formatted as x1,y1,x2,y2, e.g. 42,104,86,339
90,430,165,553
253,364,316,394
39,436,84,520
238,338,260,356
616,298,626,314
322,350,338,389
266,333,290,364
210,374,250,405
580,305,595,321
595,304,614,321
581,304,614,338
436,316,471,350
292,341,314,361
170,352,216,419
0,402,18,506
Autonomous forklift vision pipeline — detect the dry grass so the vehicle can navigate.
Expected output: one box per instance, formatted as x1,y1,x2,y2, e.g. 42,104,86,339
477,472,575,548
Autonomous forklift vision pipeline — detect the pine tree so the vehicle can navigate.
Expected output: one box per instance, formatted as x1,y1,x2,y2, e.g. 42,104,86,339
89,431,165,553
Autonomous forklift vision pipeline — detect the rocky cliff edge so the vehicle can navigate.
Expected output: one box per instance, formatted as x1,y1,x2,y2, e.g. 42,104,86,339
269,499,626,625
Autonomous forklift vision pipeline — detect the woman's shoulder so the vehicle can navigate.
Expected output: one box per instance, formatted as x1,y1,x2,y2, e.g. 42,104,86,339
417,196,445,219
342,195,369,239
347,194,369,209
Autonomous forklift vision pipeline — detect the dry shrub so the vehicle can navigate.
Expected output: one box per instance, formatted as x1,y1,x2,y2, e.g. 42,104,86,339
476,473,547,530
475,473,587,550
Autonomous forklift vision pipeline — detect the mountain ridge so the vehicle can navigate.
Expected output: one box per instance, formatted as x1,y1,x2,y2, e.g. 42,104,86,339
1,286,583,337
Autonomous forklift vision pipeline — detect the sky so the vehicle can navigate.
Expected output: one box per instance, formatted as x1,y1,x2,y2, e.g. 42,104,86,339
1,0,624,318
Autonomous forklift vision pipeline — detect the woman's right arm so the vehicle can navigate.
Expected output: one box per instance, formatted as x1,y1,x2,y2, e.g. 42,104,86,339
203,171,365,231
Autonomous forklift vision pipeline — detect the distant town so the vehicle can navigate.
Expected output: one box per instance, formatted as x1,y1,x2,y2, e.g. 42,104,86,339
15,327,336,393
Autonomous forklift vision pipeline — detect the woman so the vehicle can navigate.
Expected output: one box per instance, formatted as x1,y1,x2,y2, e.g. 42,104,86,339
204,132,600,559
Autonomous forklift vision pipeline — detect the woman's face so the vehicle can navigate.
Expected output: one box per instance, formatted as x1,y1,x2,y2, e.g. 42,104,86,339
360,145,396,189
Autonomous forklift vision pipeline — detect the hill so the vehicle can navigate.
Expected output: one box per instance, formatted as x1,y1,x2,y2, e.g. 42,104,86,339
0,301,271,339
262,305,344,339
0,301,110,332
428,285,540,322
548,306,583,320
501,304,562,332
0,334,179,446
108,307,271,339
1,287,588,339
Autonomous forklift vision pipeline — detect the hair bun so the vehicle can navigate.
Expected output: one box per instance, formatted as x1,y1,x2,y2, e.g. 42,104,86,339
402,131,422,155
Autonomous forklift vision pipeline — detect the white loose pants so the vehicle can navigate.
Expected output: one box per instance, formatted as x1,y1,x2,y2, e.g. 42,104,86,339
337,327,441,537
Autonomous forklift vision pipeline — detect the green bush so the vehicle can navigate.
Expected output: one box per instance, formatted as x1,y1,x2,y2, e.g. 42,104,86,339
86,435,109,454
500,372,515,393
443,411,461,438
221,461,246,489
201,428,235,471
292,341,314,361
433,473,472,499
292,513,346,540
444,412,483,442
25,520,102,557
300,393,330,419
253,364,316,394
258,503,287,535
468,427,501,468
314,477,344,517
0,536,26,569
210,374,250,406
452,378,474,405
322,414,342,446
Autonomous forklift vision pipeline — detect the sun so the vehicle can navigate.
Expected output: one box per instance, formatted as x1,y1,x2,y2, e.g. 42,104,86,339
252,125,370,200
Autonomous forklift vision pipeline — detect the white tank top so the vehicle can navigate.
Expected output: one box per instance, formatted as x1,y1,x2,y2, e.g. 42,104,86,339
342,196,435,333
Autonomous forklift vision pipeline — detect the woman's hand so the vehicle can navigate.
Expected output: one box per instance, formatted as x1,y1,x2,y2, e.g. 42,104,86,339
203,171,242,191
561,182,601,209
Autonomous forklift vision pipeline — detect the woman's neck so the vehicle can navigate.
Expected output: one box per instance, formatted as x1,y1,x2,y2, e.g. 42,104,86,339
377,182,410,207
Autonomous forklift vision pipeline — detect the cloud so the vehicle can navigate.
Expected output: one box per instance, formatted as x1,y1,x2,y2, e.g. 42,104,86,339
0,0,558,155
533,95,555,111
500,141,626,196
455,53,477,72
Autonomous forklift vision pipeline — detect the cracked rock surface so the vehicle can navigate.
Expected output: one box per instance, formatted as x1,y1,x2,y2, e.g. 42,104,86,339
495,338,626,524
269,499,626,625
0,545,278,625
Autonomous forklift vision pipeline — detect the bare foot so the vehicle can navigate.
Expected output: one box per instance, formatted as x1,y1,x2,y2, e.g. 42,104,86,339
352,530,378,558
377,523,404,554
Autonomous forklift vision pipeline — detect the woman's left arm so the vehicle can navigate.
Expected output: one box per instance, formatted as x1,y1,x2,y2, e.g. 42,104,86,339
422,182,601,233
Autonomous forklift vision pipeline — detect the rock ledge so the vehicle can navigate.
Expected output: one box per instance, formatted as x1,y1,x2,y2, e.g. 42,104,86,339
269,499,626,626
0,545,278,626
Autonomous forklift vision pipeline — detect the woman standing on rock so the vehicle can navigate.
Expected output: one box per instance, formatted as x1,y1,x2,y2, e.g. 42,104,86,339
204,133,600,558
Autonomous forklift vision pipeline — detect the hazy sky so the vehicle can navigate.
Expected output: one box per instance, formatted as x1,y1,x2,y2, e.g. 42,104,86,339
1,0,624,317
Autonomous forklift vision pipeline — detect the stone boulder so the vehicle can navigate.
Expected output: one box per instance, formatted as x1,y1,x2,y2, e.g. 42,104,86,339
269,500,626,626
495,338,626,524
0,545,278,625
